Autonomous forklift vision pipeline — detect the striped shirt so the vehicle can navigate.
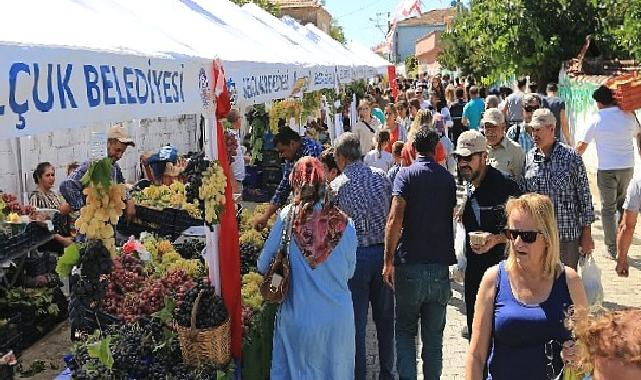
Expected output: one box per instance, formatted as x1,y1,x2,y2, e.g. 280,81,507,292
331,161,392,247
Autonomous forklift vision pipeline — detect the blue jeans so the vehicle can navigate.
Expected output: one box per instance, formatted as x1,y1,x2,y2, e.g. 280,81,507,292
395,263,451,380
349,244,396,380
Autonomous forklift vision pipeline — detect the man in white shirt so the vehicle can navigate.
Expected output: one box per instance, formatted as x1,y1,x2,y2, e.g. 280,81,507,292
352,99,381,156
227,109,246,195
576,85,641,258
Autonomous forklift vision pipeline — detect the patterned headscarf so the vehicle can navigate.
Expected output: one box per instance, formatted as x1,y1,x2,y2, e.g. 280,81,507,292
289,156,348,269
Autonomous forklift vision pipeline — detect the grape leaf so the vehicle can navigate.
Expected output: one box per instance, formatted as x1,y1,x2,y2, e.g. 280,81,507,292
56,244,81,278
81,158,113,189
87,337,114,369
152,296,176,324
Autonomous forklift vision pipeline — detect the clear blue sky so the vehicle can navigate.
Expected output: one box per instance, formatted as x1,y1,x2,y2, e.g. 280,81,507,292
324,0,454,48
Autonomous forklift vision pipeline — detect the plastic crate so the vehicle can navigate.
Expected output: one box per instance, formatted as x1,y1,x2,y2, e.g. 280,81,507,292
0,330,22,357
261,150,281,167
262,167,282,185
243,166,263,188
0,312,21,342
23,252,58,278
25,222,51,246
171,209,203,235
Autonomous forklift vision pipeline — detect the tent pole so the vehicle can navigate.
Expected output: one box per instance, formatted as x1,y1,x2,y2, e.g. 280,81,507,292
15,137,26,203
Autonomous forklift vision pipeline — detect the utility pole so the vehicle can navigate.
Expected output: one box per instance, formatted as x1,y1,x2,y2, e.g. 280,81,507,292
369,11,391,37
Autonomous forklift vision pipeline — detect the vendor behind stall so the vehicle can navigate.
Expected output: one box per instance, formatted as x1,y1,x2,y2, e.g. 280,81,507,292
29,162,73,253
59,125,136,220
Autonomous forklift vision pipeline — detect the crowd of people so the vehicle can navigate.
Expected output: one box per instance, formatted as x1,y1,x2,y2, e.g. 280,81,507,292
252,72,641,380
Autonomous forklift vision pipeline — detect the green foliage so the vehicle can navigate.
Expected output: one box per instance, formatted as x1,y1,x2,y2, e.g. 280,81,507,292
87,336,114,369
405,54,418,77
56,243,81,278
0,287,60,317
229,0,280,16
81,157,113,189
592,0,641,61
440,0,599,86
329,21,346,45
345,79,368,102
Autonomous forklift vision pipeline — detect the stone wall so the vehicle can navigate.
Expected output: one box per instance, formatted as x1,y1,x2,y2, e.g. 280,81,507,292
0,115,199,201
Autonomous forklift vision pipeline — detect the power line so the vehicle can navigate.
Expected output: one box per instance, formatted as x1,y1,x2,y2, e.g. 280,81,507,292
334,0,388,20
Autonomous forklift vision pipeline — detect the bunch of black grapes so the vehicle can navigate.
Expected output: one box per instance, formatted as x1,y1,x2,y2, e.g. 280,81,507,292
239,243,260,275
175,284,228,329
175,239,206,260
183,153,210,205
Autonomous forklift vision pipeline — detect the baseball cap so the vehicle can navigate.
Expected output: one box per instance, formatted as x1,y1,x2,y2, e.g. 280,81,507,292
523,93,541,105
529,108,557,129
107,125,135,147
480,108,505,126
454,131,487,156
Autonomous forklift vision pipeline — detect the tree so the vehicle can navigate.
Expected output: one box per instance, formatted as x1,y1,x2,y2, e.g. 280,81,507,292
440,0,641,87
440,0,599,86
229,0,280,16
329,20,346,45
405,54,418,76
593,0,641,62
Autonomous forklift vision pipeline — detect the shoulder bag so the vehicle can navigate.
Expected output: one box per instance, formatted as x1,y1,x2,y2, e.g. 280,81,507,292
260,205,295,303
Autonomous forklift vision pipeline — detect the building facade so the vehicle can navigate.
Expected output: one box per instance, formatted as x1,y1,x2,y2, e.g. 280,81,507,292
273,0,332,34
392,7,456,64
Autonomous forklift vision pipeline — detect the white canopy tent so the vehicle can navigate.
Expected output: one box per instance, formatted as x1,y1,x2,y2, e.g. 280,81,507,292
303,23,375,81
241,3,340,93
347,41,392,75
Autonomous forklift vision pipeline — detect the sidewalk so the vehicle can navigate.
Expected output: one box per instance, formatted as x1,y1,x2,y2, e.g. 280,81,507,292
365,173,641,379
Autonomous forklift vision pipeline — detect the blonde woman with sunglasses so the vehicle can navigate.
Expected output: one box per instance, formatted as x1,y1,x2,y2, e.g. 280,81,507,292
466,193,588,380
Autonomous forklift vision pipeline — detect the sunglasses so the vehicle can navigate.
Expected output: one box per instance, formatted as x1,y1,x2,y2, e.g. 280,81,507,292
456,152,481,162
504,228,542,244
524,105,540,113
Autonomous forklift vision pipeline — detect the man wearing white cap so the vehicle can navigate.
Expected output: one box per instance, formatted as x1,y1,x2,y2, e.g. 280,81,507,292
483,108,526,180
521,109,595,269
60,125,136,219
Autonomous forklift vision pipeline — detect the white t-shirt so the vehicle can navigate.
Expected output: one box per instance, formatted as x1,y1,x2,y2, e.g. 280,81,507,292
364,149,394,173
624,177,641,212
353,117,381,156
578,107,641,170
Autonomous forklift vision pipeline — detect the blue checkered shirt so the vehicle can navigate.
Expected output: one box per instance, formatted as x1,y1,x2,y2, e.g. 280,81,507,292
331,161,392,247
507,122,535,153
271,137,322,206
520,142,595,242
59,160,127,211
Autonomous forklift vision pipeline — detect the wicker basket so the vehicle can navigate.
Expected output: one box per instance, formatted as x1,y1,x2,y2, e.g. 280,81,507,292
176,289,231,367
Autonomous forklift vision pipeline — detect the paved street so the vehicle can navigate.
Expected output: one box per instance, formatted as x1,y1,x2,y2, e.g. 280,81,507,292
365,174,641,379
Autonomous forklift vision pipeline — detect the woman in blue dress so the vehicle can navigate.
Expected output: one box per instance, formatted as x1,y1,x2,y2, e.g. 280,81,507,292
258,156,357,380
465,193,588,380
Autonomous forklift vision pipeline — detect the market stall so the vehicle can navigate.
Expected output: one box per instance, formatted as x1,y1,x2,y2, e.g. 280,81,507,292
0,0,248,378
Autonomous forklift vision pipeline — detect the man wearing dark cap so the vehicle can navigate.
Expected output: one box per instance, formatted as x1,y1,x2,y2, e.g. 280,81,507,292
576,85,641,259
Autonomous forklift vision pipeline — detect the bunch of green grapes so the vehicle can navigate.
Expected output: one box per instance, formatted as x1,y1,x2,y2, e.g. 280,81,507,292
75,183,126,255
199,161,227,224
239,229,265,250
241,272,264,311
